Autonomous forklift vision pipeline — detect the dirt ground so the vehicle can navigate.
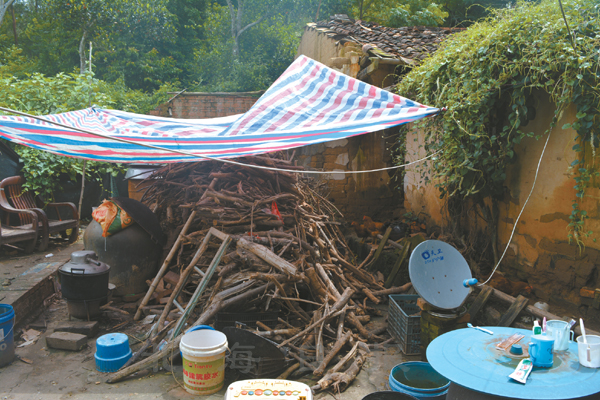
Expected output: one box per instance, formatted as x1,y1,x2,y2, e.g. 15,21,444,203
1,293,412,400
0,235,414,399
1,233,598,399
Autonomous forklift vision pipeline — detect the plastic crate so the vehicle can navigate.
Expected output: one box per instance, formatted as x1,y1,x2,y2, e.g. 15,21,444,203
388,294,421,355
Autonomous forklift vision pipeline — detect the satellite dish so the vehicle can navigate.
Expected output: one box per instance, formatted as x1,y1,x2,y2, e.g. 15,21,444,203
408,240,473,310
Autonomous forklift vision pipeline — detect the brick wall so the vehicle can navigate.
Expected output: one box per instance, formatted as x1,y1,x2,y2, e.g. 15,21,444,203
149,91,264,118
296,129,404,222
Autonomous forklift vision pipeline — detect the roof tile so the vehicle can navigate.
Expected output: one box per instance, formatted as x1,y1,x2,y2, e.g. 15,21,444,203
307,15,462,62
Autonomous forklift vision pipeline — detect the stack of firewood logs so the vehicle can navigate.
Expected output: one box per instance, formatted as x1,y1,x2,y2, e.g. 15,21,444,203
107,153,412,393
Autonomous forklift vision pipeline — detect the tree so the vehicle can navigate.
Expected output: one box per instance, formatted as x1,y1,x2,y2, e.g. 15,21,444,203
224,0,286,59
360,0,448,27
189,0,300,92
0,0,16,27
14,0,178,90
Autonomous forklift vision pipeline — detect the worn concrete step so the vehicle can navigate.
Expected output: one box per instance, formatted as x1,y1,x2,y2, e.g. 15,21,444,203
54,320,99,338
46,331,88,351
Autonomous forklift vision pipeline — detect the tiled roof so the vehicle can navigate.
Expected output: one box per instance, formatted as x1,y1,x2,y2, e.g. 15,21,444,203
307,14,463,62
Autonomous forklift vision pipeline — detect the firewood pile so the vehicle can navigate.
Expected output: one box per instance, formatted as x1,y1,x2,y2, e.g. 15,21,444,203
108,153,413,393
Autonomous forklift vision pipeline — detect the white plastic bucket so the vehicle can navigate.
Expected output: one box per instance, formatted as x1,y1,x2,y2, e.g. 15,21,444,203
180,329,228,395
576,335,600,368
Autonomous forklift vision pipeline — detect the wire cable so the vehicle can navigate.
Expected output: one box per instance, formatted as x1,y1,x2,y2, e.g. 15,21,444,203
479,128,553,286
0,106,441,175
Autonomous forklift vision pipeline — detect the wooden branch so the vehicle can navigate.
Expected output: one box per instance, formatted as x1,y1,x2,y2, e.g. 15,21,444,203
237,237,297,275
289,351,317,370
107,336,182,383
254,328,299,337
194,282,273,326
362,288,380,304
277,362,300,379
315,263,340,301
106,282,273,384
313,342,369,392
371,282,412,296
305,267,328,303
277,289,353,348
313,330,352,376
134,210,197,320
474,284,600,334
119,321,174,371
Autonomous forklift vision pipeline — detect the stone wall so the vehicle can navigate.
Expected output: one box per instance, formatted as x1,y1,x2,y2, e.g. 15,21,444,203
149,91,263,118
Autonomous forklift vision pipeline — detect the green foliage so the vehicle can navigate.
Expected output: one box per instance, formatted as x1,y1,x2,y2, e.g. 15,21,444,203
350,0,517,27
14,0,179,91
386,2,448,27
190,2,299,92
395,0,600,245
360,0,448,27
0,68,174,199
0,45,38,78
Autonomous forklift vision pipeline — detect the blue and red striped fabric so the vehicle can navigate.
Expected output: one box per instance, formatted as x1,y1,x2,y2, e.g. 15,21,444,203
0,56,439,163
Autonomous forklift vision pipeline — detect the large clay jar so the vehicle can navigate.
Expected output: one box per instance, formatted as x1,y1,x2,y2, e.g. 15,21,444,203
84,220,160,297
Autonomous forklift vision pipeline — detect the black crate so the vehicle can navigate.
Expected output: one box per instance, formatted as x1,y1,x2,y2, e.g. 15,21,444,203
388,294,421,355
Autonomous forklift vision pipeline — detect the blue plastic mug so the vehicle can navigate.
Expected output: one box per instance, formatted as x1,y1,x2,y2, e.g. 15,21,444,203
529,334,554,368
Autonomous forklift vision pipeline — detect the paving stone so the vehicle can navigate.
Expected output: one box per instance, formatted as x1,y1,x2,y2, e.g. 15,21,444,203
46,331,88,351
54,320,99,338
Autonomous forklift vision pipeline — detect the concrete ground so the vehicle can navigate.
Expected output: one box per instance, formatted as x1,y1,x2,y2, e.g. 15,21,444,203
0,237,419,400
1,301,415,399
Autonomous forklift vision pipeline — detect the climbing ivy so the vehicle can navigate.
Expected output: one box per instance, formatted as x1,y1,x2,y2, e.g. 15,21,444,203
395,0,600,250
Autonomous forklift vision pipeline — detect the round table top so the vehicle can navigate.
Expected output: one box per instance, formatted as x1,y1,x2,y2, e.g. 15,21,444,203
426,327,600,399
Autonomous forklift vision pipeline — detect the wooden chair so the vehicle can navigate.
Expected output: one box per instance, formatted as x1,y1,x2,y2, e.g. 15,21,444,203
0,211,39,253
0,176,79,251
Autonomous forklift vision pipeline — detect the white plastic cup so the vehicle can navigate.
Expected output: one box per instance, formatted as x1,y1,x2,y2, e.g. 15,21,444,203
547,320,574,351
180,329,228,395
576,335,600,368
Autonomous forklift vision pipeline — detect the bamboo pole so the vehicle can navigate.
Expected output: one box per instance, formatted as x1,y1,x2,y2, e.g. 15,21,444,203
133,210,196,320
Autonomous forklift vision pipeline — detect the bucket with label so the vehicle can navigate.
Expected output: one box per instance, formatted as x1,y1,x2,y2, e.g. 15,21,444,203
180,329,228,395
0,304,15,368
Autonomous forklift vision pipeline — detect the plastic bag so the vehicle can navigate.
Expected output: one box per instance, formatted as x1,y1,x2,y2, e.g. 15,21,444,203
92,199,135,237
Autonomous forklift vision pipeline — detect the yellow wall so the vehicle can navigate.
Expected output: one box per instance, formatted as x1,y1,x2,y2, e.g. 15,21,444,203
296,28,341,65
404,93,600,310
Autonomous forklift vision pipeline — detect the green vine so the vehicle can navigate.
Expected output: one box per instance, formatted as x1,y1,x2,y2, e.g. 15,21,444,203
395,0,600,250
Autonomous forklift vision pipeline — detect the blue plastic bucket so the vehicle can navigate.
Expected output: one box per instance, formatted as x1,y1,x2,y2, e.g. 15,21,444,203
0,304,15,368
95,333,132,372
389,362,450,400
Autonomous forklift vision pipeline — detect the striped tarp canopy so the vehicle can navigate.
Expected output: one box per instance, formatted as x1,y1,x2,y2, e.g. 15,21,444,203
0,55,439,163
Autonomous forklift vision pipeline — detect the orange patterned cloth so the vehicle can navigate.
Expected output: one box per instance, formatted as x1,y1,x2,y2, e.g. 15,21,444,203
92,199,135,237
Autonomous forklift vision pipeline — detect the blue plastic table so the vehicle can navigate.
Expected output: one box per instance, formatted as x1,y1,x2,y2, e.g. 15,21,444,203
426,327,600,399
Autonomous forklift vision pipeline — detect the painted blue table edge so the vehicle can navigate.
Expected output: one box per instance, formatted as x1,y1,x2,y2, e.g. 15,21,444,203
426,327,600,400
